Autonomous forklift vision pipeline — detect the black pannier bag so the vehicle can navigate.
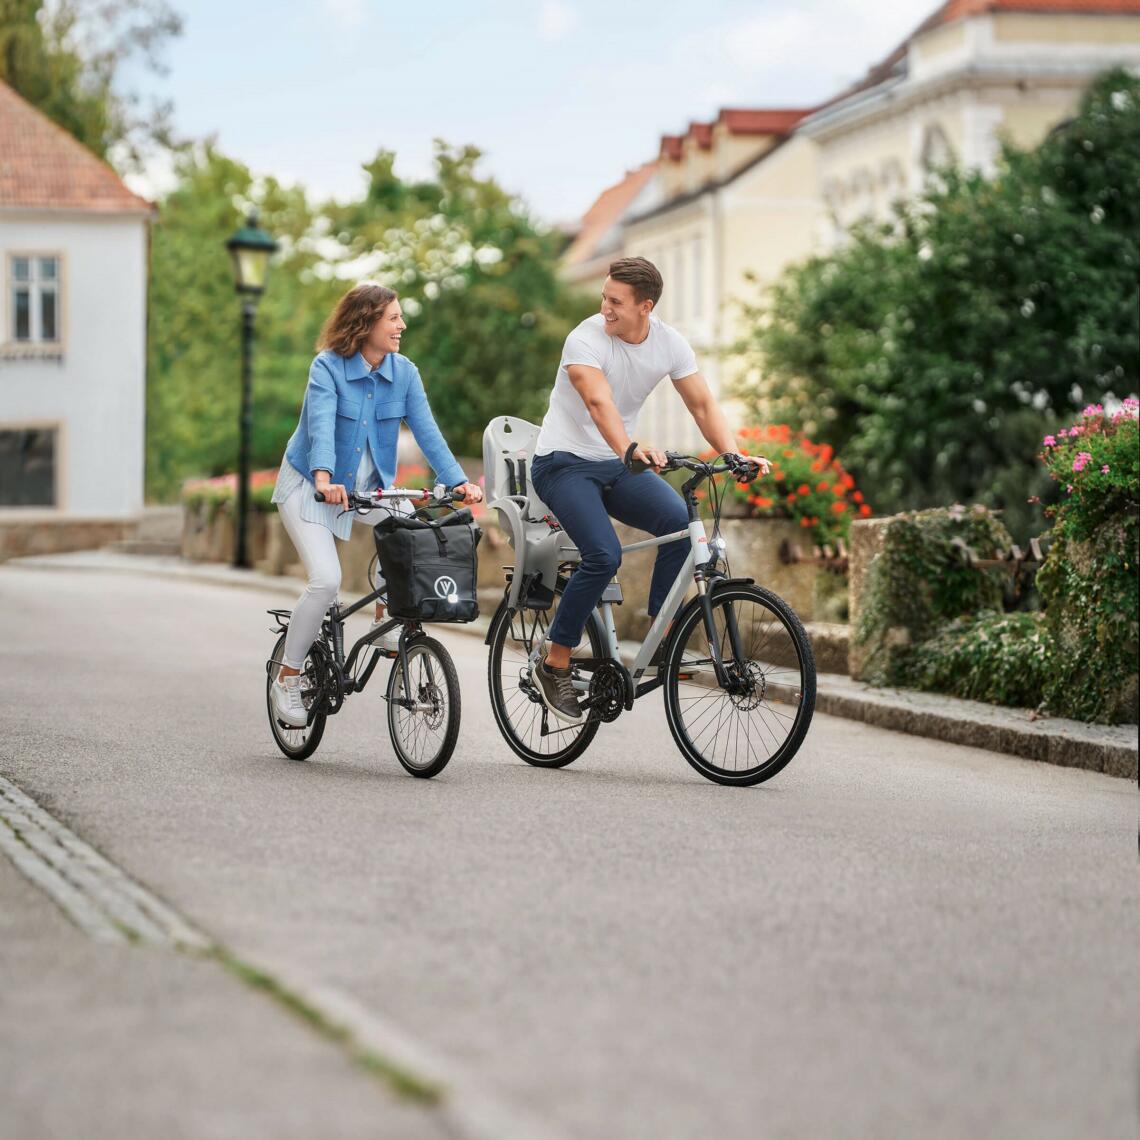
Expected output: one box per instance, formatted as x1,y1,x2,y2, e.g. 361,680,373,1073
373,508,482,623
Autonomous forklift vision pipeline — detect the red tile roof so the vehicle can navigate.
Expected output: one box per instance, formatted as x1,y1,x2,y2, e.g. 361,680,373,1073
563,162,659,268
689,122,714,150
659,108,813,162
0,79,152,214
716,108,815,133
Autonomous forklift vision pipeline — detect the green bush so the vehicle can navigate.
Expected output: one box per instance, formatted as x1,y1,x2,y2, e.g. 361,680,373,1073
855,506,1013,686
907,611,1050,708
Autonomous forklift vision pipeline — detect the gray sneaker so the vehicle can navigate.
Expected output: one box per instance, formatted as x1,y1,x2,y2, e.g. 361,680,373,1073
533,658,583,724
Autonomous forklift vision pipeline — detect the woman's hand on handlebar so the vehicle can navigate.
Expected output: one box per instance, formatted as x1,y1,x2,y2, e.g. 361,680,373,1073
314,470,349,508
454,481,483,507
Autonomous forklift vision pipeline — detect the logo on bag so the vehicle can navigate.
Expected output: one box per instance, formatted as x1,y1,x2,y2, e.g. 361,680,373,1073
434,575,458,603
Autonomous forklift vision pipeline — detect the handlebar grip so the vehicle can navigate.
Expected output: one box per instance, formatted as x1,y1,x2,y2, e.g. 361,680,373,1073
314,491,326,502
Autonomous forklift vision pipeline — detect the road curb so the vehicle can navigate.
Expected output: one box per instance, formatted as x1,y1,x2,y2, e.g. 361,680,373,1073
8,551,1136,779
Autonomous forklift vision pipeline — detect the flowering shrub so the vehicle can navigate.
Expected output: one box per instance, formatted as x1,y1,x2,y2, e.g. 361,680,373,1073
1035,398,1139,723
700,424,870,545
1038,398,1139,542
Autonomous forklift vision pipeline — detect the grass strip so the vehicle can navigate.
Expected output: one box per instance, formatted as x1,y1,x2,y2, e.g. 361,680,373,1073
212,947,444,1106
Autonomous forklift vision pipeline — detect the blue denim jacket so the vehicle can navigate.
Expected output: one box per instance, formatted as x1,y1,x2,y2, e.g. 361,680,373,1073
282,350,466,492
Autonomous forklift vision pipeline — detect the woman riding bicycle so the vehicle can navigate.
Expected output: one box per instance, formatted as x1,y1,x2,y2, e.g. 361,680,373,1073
269,282,482,728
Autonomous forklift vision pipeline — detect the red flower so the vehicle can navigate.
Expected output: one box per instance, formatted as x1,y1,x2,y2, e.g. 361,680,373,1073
853,490,864,503
858,504,872,517
797,484,811,496
816,480,830,493
800,516,812,528
831,501,847,515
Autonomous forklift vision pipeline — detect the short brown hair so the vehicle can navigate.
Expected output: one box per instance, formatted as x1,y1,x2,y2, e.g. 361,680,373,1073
607,256,663,307
316,283,398,356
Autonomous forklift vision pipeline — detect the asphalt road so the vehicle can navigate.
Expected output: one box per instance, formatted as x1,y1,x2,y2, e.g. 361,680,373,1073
1,563,1136,1140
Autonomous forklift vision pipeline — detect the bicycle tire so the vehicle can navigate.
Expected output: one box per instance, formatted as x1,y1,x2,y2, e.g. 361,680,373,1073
486,591,602,768
663,584,816,786
386,635,460,779
266,632,328,761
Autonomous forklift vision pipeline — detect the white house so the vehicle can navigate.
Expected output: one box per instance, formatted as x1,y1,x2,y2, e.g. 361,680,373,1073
0,78,151,521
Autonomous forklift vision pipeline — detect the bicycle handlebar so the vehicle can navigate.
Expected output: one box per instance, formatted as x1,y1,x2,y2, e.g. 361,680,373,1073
623,444,760,484
315,484,466,509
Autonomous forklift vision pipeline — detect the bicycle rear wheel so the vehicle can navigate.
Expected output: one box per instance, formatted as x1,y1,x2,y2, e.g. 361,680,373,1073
266,633,328,761
386,635,459,778
486,591,602,767
663,584,815,786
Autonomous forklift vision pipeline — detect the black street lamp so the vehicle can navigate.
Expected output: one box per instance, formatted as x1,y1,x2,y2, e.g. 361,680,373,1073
225,212,278,569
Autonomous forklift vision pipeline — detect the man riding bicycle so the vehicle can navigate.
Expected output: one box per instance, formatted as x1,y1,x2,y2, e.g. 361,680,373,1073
528,256,769,724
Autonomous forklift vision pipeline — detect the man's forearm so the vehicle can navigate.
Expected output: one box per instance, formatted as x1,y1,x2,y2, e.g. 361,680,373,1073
693,403,739,455
586,399,634,458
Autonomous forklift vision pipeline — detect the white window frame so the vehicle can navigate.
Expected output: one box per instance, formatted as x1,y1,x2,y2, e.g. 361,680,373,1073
4,252,65,357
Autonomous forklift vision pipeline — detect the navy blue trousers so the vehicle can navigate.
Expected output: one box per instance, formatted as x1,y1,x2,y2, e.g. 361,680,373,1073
530,451,690,650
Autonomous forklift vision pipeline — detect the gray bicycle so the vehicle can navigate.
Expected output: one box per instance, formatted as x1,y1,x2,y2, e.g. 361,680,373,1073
481,418,816,787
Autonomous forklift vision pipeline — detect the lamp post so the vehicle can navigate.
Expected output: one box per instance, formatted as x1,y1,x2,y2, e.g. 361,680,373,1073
225,212,278,569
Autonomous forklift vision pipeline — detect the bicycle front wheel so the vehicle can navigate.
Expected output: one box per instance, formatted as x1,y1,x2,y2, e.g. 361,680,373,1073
663,584,816,786
386,635,460,778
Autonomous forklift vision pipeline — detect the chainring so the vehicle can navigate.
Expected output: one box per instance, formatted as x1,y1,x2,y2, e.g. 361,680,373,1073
306,641,343,716
587,660,627,723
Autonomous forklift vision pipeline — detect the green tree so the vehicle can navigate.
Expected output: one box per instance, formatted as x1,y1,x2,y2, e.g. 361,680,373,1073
326,141,591,455
0,0,181,163
146,140,583,497
734,69,1140,537
146,144,340,498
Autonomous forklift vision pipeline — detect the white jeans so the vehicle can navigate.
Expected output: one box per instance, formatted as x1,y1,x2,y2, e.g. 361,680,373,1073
277,481,408,669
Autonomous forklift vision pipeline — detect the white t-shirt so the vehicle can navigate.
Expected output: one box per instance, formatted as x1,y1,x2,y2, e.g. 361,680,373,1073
534,313,699,460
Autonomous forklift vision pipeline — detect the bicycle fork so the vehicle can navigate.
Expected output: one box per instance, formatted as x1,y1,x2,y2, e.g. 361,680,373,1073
696,579,748,693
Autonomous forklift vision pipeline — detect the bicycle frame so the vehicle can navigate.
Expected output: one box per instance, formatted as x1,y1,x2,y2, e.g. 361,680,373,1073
526,476,750,700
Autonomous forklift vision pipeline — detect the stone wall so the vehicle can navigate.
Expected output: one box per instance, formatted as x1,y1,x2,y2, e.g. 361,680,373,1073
0,513,135,562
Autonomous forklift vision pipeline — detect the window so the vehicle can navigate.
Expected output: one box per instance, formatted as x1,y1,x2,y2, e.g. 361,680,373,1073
691,236,704,321
8,255,61,345
920,124,955,173
0,428,57,506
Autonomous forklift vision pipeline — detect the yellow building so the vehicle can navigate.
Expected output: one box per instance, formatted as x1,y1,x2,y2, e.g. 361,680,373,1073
563,0,1140,450
803,0,1140,243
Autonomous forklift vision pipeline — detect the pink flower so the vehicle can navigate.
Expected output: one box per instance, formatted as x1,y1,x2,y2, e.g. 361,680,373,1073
1066,484,1074,493
1123,397,1139,409
1057,428,1069,438
1101,464,1110,474
1042,435,1056,447
1072,451,1093,473
1081,403,1104,418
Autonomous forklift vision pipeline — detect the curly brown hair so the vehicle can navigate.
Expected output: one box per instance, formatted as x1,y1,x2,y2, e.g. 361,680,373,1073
315,283,399,356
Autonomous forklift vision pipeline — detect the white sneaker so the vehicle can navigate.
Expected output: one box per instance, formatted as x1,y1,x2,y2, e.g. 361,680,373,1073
271,672,307,728
368,620,402,655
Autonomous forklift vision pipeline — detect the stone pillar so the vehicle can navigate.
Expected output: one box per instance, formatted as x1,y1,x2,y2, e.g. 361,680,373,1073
847,518,891,680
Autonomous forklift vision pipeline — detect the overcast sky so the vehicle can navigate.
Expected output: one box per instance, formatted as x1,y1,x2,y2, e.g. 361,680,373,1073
127,0,940,223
